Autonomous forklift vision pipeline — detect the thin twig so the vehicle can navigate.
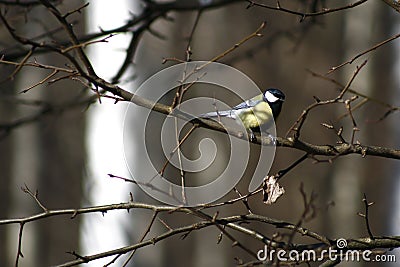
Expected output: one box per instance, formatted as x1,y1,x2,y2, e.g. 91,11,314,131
246,0,368,22
233,187,253,214
358,193,375,240
157,125,196,179
108,174,183,204
201,21,266,68
7,48,34,81
63,2,89,19
20,69,58,93
21,184,48,212
185,10,203,61
60,34,115,53
39,0,97,76
15,223,24,267
121,211,159,267
328,32,400,74
276,153,309,181
286,60,367,139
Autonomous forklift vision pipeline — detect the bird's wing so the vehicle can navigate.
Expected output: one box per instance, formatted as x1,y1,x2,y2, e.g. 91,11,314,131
200,110,235,118
201,95,263,118
232,97,263,110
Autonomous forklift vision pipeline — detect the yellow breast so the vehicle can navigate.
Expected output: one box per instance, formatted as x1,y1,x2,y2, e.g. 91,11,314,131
237,102,273,129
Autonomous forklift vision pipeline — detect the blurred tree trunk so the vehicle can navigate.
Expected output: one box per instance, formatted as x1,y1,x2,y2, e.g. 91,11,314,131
0,8,20,266
327,4,399,267
368,5,398,235
327,0,377,245
33,2,86,266
35,76,85,266
0,69,14,267
2,7,43,267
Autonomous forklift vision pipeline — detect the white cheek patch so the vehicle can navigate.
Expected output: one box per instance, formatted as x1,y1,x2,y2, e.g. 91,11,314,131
264,91,280,103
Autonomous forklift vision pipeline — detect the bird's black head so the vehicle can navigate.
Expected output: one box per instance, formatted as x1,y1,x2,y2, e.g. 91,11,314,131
263,88,285,119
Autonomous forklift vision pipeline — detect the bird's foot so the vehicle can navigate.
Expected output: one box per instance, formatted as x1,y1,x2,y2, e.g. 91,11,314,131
249,131,257,142
265,132,277,145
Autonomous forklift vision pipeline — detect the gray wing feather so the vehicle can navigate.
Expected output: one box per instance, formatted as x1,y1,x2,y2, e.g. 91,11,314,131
200,110,236,119
200,98,262,119
232,99,262,110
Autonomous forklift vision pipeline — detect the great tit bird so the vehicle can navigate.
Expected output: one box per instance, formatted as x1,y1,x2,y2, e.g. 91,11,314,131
200,88,285,141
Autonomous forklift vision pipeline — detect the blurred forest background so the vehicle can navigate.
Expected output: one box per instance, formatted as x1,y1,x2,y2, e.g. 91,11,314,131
0,0,400,266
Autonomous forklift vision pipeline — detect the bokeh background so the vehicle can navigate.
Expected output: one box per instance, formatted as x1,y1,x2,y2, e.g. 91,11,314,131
0,0,399,266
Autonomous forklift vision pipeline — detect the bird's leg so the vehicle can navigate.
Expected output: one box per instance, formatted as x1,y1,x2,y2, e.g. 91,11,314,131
249,129,257,142
248,127,260,142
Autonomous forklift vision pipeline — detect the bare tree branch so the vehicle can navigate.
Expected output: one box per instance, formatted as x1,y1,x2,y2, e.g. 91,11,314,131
246,0,369,21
